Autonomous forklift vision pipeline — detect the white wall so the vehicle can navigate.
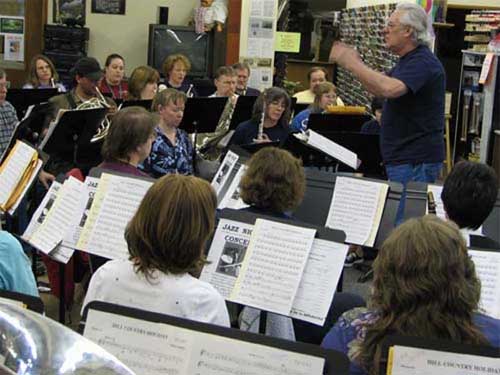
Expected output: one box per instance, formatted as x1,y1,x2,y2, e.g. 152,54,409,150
47,0,197,74
346,0,498,8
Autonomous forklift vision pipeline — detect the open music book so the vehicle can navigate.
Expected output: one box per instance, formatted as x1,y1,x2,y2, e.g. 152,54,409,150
0,140,43,214
294,130,359,169
200,218,348,325
76,172,153,260
468,249,500,319
326,176,388,247
84,308,326,375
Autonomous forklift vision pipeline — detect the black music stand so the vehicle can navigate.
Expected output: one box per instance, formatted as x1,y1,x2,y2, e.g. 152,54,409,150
6,88,59,119
308,113,370,133
118,99,153,111
379,334,500,375
179,97,227,134
228,95,258,130
41,107,107,171
0,290,44,314
293,102,309,115
294,171,403,250
81,301,350,375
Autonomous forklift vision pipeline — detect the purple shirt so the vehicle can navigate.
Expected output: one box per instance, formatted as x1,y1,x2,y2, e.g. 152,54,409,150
98,161,148,177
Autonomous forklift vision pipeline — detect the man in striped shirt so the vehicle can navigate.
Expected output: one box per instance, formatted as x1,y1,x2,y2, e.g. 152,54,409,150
0,69,18,157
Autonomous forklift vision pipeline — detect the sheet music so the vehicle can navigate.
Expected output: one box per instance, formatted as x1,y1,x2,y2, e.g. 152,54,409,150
468,249,500,319
0,141,37,206
8,159,43,215
290,239,349,325
28,177,85,263
303,130,358,170
218,166,249,210
83,174,153,260
231,219,316,315
84,310,191,375
200,219,254,298
326,177,388,246
22,181,62,240
212,150,239,195
85,309,325,375
389,345,500,375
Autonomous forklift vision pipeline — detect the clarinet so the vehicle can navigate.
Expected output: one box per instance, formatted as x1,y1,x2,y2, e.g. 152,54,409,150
427,191,437,215
255,98,266,142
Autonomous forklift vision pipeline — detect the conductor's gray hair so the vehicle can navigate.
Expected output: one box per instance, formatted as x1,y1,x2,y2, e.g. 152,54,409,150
396,2,431,46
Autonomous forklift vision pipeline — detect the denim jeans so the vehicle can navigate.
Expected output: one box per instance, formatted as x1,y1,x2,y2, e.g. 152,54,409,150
386,162,442,225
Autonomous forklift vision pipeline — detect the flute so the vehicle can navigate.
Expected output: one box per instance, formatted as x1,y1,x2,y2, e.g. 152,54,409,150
50,78,55,88
186,84,194,98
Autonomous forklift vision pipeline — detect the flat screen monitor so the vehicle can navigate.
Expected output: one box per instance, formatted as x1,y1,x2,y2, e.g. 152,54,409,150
148,25,213,78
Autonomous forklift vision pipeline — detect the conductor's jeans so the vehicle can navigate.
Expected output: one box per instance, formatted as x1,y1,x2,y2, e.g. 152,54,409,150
386,162,442,225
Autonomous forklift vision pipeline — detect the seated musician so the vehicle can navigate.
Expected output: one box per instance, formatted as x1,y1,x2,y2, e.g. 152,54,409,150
97,53,128,100
83,174,230,327
231,87,291,146
162,54,197,97
293,66,344,105
441,161,499,248
140,88,194,177
23,54,66,92
0,69,18,157
360,97,383,135
322,215,500,375
198,66,238,160
127,66,159,101
232,62,260,96
291,81,344,132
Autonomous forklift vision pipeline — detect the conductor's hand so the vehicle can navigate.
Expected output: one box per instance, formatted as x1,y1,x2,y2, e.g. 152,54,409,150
38,170,55,189
329,42,362,69
253,133,271,144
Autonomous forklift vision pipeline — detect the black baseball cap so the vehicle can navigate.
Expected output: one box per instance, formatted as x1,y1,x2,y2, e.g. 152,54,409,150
72,57,103,81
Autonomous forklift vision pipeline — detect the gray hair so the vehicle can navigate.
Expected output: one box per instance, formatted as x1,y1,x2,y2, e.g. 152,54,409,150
396,2,431,46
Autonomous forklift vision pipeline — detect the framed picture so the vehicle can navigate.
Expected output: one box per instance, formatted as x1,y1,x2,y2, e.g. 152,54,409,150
0,17,24,34
53,0,86,26
91,0,126,15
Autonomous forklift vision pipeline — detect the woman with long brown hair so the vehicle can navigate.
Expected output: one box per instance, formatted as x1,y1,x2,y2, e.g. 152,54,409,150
322,215,500,374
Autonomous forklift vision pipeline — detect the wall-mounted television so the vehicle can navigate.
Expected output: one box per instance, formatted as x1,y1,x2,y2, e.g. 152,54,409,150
148,25,214,79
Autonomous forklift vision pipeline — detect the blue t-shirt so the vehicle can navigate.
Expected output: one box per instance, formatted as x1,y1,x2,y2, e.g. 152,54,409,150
291,109,312,132
360,119,380,135
381,45,445,165
0,231,39,297
321,308,500,375
231,119,289,146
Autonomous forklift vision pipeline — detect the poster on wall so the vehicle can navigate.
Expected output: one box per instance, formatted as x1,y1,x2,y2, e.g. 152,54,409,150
53,0,86,26
0,16,23,34
4,34,23,61
91,0,126,15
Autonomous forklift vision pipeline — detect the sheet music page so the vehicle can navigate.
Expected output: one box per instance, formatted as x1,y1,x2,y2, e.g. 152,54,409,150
231,219,316,315
28,177,85,261
188,331,325,375
84,309,191,375
23,181,62,241
468,249,500,319
0,141,37,206
77,173,112,250
8,159,43,215
84,174,153,260
305,130,358,170
389,345,500,375
326,177,388,246
212,150,239,195
290,239,349,325
63,176,100,249
218,166,249,210
200,219,254,298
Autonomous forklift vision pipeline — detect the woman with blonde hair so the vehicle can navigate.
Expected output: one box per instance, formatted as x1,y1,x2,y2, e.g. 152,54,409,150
322,215,500,374
83,174,230,326
127,65,160,100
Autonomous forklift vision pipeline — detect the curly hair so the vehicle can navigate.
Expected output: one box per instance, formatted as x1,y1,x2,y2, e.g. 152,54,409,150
162,54,191,78
358,215,487,373
240,148,305,213
125,174,217,280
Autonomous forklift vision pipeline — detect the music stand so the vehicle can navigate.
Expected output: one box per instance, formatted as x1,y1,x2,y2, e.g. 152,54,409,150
282,134,343,170
179,97,227,134
41,107,107,171
81,301,350,375
119,99,153,111
308,113,371,133
0,289,44,314
293,102,309,115
6,88,59,119
228,95,258,130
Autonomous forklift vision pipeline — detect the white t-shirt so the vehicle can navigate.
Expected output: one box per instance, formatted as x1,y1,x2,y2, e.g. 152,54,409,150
82,259,230,327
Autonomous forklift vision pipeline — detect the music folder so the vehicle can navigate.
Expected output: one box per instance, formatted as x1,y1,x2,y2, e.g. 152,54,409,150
228,95,258,130
179,97,227,134
41,107,107,169
82,301,350,375
6,88,59,119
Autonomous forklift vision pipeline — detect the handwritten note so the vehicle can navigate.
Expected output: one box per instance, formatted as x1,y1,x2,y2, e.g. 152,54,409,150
231,219,316,315
326,177,388,246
